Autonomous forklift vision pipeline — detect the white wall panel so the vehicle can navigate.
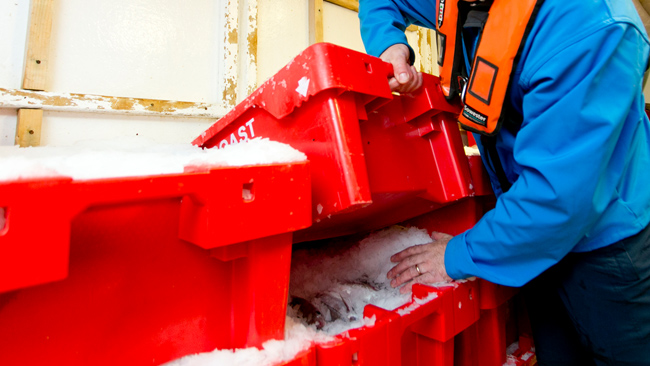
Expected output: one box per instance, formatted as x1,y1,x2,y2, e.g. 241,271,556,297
40,112,214,147
0,110,17,146
323,2,365,53
257,0,309,84
0,1,30,90
48,0,226,103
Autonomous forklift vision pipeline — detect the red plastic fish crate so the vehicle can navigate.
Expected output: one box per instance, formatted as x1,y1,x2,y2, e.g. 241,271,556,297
194,43,475,243
0,162,311,366
271,280,480,366
272,196,520,366
403,198,521,366
275,278,524,366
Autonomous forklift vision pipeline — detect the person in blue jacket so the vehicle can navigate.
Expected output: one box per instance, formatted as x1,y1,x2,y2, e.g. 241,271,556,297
359,0,650,364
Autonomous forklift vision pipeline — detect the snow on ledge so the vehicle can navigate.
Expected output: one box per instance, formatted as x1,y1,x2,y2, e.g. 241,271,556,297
164,316,334,366
0,137,307,182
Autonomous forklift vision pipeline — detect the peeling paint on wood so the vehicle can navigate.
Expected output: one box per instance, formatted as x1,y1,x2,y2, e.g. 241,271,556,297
404,25,436,75
429,28,440,76
417,27,434,74
220,0,258,106
222,0,240,107
0,88,228,119
247,24,258,96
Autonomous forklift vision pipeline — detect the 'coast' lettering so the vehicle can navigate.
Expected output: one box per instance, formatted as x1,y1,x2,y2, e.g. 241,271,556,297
218,118,256,148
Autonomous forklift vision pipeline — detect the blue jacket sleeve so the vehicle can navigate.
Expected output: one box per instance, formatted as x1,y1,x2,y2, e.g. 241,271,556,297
445,23,650,287
358,0,436,59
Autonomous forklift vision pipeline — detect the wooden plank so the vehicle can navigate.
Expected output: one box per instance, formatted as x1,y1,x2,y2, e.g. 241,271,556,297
310,0,324,44
16,109,43,147
0,88,228,119
22,0,55,91
326,0,358,12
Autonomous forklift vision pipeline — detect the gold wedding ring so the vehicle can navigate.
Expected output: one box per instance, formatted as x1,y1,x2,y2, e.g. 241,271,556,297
415,264,422,275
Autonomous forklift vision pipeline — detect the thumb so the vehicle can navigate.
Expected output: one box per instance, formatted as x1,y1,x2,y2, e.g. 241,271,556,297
431,231,451,241
393,60,411,84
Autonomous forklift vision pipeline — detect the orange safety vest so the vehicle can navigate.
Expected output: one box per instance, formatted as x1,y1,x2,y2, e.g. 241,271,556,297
436,0,544,136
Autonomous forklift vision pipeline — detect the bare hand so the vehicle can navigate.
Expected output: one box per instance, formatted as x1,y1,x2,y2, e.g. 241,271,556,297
387,232,453,294
380,44,423,93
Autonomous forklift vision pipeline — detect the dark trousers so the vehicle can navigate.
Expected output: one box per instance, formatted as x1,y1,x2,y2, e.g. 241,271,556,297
523,223,650,366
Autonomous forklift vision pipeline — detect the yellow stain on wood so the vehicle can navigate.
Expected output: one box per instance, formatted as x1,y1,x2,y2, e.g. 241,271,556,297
417,27,434,74
16,109,43,147
228,27,238,45
429,29,440,76
245,0,259,95
247,25,259,95
222,77,238,106
248,25,258,61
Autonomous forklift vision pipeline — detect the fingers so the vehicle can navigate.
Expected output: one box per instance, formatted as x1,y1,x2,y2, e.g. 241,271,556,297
387,252,422,280
380,44,423,93
388,66,422,94
386,236,454,293
390,261,424,289
408,65,423,92
398,272,442,294
390,233,452,264
431,231,453,241
390,243,428,263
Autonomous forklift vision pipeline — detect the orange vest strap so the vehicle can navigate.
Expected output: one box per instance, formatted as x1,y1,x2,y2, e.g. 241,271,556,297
437,0,544,136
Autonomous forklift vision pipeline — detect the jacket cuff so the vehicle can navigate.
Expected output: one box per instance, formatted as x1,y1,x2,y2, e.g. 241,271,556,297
444,231,478,280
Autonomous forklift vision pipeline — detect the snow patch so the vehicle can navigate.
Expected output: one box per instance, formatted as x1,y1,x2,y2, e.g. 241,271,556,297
0,137,307,181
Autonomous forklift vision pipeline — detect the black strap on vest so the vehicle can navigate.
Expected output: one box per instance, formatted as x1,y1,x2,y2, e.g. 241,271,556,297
481,135,512,193
480,101,523,193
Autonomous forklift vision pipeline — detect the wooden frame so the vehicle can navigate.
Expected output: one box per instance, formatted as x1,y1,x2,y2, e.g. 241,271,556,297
319,0,436,74
1,0,260,142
